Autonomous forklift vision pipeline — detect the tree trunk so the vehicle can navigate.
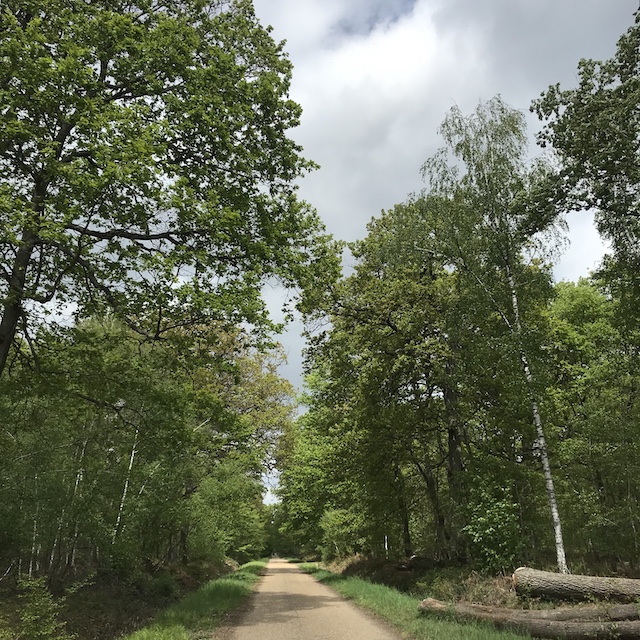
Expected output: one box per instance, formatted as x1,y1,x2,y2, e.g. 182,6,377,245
28,474,40,578
180,527,189,566
443,367,464,494
0,228,38,376
419,597,640,639
112,428,138,544
444,362,465,555
409,449,451,549
513,567,640,602
507,266,569,574
394,465,413,557
66,441,87,572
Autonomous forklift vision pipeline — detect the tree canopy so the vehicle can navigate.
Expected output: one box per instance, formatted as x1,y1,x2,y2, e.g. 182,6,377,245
276,91,640,574
533,9,640,318
0,0,339,375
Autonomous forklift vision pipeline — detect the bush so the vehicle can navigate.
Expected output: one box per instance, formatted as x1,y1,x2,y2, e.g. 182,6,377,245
18,577,74,640
462,488,523,574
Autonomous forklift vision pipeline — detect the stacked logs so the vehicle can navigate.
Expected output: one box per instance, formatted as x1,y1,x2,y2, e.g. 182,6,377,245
418,568,640,640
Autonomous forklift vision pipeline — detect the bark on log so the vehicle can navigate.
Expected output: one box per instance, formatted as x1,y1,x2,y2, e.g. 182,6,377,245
513,567,640,602
419,597,640,639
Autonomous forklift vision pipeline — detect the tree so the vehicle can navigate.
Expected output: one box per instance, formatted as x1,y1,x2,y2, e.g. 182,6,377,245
0,0,338,376
533,9,640,318
547,279,640,562
421,97,569,572
0,317,294,578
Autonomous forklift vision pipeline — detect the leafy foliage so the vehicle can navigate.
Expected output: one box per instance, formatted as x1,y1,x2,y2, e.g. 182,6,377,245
0,318,292,580
18,578,74,640
277,85,640,575
534,9,640,319
0,0,340,375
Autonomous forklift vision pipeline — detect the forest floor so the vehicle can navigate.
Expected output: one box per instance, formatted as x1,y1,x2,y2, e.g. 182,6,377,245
0,561,233,640
323,555,640,608
325,556,519,607
322,554,640,609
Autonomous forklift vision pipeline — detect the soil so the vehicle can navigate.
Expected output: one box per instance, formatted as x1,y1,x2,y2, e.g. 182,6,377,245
216,559,402,640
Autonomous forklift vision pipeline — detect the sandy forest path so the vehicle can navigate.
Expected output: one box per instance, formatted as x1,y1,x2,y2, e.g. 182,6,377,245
222,558,403,640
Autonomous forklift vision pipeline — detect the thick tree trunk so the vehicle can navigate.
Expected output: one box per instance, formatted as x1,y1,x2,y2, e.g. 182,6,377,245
443,363,465,555
400,502,412,559
409,450,451,549
513,567,640,602
419,597,640,639
0,228,38,377
394,465,413,557
443,367,464,494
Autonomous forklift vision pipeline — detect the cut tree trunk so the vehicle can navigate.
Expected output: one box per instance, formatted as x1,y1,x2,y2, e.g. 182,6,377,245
513,567,640,602
419,597,640,639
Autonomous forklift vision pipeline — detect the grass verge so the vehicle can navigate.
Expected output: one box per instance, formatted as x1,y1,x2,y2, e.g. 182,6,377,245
122,560,267,640
297,563,527,640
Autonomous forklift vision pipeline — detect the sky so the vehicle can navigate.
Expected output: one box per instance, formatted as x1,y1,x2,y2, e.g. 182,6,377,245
251,0,639,390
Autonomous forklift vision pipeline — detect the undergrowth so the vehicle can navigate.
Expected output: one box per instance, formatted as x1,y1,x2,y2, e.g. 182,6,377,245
123,560,267,640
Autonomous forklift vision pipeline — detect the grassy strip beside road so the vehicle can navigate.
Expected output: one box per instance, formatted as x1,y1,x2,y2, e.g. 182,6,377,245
298,562,525,640
123,560,267,640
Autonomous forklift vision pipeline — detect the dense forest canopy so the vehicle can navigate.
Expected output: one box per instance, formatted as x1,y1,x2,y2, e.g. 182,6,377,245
0,0,339,583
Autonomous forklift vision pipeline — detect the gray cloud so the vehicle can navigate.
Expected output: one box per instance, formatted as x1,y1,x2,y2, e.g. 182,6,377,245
252,0,637,388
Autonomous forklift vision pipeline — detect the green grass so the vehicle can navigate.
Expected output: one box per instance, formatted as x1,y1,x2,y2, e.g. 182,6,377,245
123,560,268,640
297,562,528,640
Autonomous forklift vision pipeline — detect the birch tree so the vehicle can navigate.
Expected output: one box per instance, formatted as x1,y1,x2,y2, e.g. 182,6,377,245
421,97,570,573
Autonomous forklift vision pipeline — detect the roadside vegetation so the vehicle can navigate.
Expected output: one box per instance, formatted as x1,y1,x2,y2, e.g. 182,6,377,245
298,562,524,640
123,560,267,640
274,8,640,580
0,561,267,640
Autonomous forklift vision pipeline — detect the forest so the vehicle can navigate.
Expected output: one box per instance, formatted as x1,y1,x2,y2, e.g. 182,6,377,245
1,0,640,638
273,16,640,575
0,0,340,624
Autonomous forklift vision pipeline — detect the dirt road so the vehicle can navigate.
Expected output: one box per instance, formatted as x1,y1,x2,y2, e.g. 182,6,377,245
225,558,403,640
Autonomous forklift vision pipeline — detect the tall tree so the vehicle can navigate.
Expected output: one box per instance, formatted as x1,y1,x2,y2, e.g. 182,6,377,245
0,318,293,578
533,9,640,318
547,279,640,563
421,97,569,572
0,0,338,376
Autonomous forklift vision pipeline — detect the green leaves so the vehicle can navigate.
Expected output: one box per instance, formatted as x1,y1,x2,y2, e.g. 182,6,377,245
0,0,339,374
0,317,293,577
533,10,640,317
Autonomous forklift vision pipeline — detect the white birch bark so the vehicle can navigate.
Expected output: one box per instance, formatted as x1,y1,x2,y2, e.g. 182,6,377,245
28,474,39,578
112,428,138,544
507,266,569,574
67,440,87,568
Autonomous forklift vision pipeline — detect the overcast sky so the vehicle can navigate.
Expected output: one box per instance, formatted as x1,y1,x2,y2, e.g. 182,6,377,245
252,0,638,389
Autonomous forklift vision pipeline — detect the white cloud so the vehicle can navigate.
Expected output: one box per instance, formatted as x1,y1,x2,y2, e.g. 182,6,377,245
253,0,638,388
554,211,609,283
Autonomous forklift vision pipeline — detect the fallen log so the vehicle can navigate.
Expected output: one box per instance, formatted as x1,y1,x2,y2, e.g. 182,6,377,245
419,598,640,622
419,597,640,639
513,567,640,602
